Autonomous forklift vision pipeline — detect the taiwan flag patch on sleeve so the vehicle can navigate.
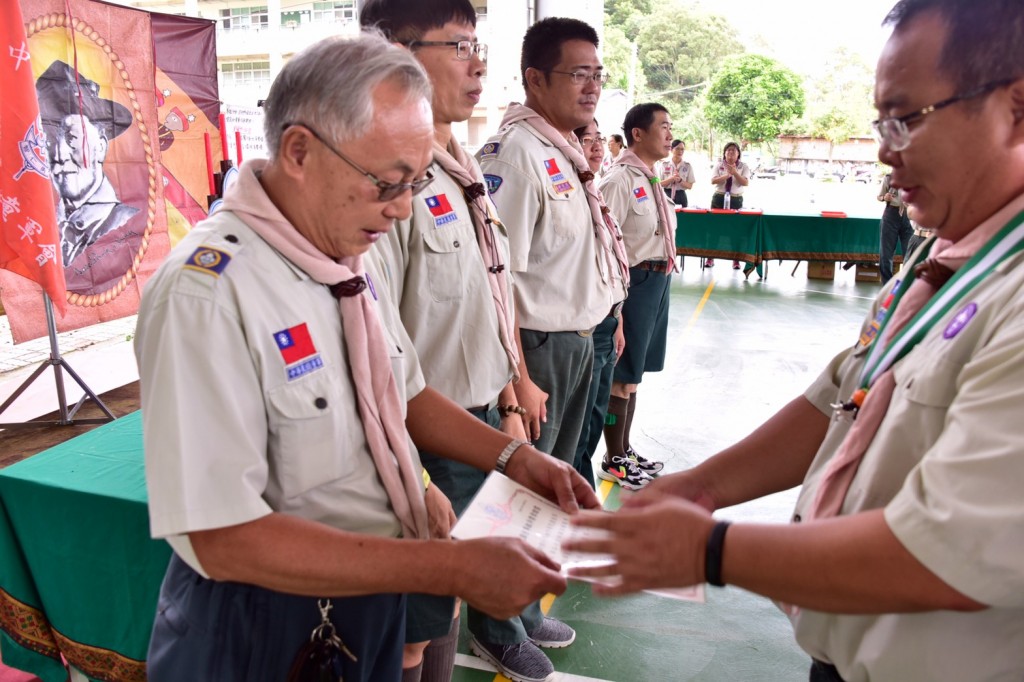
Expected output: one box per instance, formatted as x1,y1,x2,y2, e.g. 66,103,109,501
425,194,459,227
633,186,649,202
274,323,324,380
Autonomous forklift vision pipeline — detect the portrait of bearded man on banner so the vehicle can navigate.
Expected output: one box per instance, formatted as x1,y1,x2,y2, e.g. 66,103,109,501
35,59,146,295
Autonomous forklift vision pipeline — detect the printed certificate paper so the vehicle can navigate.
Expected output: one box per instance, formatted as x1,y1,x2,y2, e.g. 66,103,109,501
451,472,704,602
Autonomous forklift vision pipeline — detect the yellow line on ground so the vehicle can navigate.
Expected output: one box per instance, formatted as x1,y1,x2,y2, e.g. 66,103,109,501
598,479,614,505
685,279,716,338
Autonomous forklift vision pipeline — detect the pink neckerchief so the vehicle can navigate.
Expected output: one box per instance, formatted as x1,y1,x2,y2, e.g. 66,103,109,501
807,200,1018,521
614,149,678,270
222,159,429,540
430,139,520,379
499,103,630,291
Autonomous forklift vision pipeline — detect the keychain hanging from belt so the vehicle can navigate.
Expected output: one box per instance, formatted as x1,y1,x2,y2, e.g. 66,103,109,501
287,599,357,682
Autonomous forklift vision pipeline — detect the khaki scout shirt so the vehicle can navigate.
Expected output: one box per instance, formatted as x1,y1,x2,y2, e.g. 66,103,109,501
600,163,672,266
477,120,615,332
371,159,516,408
791,193,1024,682
137,210,426,557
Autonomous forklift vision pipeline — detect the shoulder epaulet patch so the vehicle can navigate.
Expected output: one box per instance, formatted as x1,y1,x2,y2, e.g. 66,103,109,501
183,246,232,277
484,174,503,195
478,141,500,158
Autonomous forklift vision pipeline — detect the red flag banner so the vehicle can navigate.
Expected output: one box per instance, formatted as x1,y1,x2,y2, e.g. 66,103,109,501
0,0,68,316
0,0,170,343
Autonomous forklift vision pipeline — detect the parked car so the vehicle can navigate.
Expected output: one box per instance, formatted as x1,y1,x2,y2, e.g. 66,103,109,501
853,167,878,184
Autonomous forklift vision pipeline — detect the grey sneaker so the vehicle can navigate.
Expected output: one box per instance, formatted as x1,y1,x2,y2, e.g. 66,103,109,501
526,616,576,649
469,637,554,682
626,447,664,475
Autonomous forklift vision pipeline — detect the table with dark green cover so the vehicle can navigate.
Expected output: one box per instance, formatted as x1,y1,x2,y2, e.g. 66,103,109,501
675,211,886,264
0,411,169,682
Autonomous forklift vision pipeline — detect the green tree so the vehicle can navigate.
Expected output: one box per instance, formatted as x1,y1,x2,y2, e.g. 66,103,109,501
605,0,653,41
804,46,875,138
811,107,858,165
705,53,805,155
635,5,742,106
602,25,647,97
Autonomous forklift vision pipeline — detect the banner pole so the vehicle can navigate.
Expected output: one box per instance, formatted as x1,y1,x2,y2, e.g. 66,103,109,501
0,293,116,429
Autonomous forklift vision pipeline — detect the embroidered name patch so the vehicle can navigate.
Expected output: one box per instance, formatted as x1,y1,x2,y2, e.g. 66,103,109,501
479,142,500,157
484,174,503,195
274,323,324,380
425,194,459,227
544,158,573,194
633,186,649,202
943,302,977,339
183,246,231,276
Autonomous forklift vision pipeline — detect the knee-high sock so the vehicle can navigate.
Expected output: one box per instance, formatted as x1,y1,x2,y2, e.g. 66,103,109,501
401,660,424,682
623,392,638,452
421,614,460,682
603,395,629,461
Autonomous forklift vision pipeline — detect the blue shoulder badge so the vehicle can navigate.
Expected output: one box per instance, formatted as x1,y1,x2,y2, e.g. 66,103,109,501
484,174,503,195
479,141,500,158
184,246,232,277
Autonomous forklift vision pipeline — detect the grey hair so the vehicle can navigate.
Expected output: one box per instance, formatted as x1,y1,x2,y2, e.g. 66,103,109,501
262,31,431,157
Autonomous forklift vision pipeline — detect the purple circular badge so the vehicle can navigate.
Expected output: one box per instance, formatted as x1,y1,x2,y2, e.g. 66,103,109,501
944,302,978,339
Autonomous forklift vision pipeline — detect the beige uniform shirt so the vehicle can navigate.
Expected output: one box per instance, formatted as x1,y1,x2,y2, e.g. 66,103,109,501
712,160,751,196
478,121,616,332
371,159,516,408
791,194,1024,681
658,159,695,194
600,163,673,266
137,210,426,555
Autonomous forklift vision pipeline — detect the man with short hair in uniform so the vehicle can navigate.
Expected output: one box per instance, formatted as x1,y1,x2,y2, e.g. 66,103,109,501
598,102,675,490
568,1,1024,680
135,33,598,682
473,16,628,682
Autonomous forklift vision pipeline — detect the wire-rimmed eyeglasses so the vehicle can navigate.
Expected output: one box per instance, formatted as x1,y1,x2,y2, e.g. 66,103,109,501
871,79,1013,152
406,40,487,62
580,135,607,147
550,69,609,86
284,123,434,201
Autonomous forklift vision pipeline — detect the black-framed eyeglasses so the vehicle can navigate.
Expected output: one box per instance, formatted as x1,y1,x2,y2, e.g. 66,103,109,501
580,135,606,147
406,40,487,62
550,69,609,86
284,123,434,201
871,79,1013,152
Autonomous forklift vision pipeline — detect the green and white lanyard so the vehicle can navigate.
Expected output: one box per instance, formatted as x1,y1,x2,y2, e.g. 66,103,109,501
841,209,1024,415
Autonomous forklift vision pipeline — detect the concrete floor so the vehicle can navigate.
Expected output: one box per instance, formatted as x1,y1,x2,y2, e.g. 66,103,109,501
0,257,883,682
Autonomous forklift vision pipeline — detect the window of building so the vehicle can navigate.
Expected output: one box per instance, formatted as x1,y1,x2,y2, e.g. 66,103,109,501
312,1,358,23
219,6,269,31
221,61,272,88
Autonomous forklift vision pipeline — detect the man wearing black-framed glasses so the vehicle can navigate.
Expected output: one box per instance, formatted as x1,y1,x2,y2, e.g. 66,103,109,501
567,2,1024,681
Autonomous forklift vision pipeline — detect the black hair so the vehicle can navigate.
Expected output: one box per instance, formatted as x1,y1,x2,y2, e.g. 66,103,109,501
722,142,741,160
622,102,668,146
572,118,600,141
359,0,477,43
520,17,599,89
671,139,684,150
883,0,1023,93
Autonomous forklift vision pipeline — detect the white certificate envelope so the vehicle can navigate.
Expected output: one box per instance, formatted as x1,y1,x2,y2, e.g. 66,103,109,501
451,472,704,602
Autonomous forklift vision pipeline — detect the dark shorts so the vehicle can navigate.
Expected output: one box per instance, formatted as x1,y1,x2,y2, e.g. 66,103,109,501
148,554,406,682
614,267,671,385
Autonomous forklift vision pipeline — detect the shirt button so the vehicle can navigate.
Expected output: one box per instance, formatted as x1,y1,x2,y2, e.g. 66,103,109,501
453,240,460,248
792,514,802,523
225,234,239,243
314,397,328,410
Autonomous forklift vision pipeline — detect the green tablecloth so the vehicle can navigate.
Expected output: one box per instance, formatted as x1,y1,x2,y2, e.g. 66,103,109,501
675,211,886,264
0,412,169,682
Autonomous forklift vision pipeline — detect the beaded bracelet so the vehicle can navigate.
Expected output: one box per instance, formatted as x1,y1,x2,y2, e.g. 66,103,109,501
498,404,527,417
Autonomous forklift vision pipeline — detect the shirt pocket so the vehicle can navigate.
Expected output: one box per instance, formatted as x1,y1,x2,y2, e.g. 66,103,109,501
544,182,582,240
267,374,347,498
421,224,468,302
629,187,655,218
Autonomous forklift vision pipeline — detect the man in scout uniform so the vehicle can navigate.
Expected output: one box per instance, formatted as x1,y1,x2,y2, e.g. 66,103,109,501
568,1,1024,680
598,102,676,490
135,33,597,682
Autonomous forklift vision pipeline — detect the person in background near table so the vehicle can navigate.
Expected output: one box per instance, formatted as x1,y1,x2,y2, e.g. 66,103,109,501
597,102,676,490
357,2,527,680
907,219,936,255
569,1,1024,681
708,141,751,272
135,33,600,682
877,171,914,283
473,17,628,682
602,133,625,174
659,139,695,207
571,119,628,488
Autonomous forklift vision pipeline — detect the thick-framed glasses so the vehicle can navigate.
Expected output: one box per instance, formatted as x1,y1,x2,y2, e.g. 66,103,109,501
284,123,434,201
580,135,606,147
406,40,487,62
550,69,609,86
871,79,1013,152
